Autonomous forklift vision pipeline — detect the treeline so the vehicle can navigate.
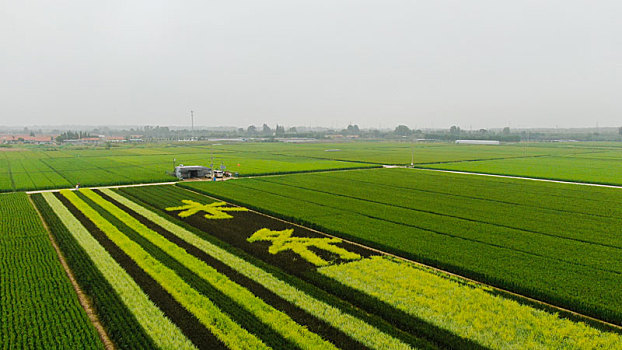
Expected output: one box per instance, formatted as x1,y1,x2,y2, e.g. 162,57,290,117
34,124,622,143
55,131,92,142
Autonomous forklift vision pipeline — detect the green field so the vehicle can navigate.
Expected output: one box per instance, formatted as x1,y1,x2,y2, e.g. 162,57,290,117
0,193,101,349
4,140,621,192
180,168,622,325
22,184,616,349
420,155,622,185
0,144,378,192
3,140,622,349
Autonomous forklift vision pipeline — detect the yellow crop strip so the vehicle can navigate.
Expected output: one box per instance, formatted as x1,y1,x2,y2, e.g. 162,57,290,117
102,188,415,350
60,190,268,350
82,189,337,350
247,228,361,266
319,256,622,350
42,192,197,350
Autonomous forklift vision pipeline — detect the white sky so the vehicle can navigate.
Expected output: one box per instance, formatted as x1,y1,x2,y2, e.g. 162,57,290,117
1,1,620,129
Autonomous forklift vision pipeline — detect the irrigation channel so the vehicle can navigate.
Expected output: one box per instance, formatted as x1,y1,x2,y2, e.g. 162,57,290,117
26,166,622,334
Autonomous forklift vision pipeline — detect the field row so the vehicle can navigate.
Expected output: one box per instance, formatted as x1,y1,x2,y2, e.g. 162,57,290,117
0,193,101,349
179,168,622,326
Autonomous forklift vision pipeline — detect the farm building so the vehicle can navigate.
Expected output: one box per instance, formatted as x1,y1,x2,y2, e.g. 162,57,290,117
455,140,500,145
174,165,212,180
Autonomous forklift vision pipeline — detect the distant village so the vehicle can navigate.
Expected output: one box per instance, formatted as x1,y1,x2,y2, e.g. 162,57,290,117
0,133,143,145
1,124,621,145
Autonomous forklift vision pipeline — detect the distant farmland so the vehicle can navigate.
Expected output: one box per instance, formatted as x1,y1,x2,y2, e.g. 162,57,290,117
3,141,622,192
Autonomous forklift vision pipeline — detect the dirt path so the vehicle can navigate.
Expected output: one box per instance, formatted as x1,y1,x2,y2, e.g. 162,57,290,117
28,195,115,350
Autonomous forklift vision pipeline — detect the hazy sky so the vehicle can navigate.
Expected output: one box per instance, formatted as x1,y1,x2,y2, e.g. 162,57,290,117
1,1,620,129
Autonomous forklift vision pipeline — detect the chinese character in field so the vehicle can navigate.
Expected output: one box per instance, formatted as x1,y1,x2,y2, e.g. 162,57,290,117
166,200,248,219
248,228,361,266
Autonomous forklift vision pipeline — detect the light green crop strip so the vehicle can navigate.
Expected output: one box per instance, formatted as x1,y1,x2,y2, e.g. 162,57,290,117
60,190,268,350
83,189,336,350
102,188,414,350
42,192,197,350
319,256,622,350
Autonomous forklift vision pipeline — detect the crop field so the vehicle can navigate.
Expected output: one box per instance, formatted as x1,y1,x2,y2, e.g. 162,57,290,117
4,140,621,192
15,184,616,349
420,154,622,185
32,187,430,349
2,140,622,349
414,142,622,185
52,186,622,349
0,192,101,349
180,168,622,326
209,141,602,165
0,144,377,192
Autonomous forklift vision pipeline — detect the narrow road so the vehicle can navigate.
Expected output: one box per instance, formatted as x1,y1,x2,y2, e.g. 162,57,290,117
411,167,622,189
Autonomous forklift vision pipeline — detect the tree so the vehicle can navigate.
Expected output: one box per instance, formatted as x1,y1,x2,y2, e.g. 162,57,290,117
247,125,257,134
394,125,411,136
346,124,360,134
288,127,297,133
503,127,510,135
55,130,91,142
262,124,272,135
619,126,622,135
449,125,461,135
275,125,285,136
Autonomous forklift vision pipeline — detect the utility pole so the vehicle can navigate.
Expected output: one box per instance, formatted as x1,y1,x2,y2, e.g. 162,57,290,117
191,110,194,140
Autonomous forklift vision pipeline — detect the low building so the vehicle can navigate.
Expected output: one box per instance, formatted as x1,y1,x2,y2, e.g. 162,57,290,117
455,140,500,145
174,165,212,180
1,135,56,144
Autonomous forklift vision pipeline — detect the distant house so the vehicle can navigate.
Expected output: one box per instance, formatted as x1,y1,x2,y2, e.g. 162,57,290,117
105,136,126,142
1,135,56,144
63,137,101,145
174,165,212,180
455,140,500,145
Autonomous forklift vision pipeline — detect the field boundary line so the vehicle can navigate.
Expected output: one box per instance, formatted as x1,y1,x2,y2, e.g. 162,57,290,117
28,195,116,350
177,185,622,332
412,167,622,189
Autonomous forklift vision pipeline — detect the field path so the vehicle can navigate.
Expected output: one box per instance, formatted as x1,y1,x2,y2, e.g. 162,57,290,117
24,165,622,193
411,167,622,189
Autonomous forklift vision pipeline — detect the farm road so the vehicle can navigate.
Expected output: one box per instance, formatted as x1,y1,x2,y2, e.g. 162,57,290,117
412,167,622,190
22,165,622,194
